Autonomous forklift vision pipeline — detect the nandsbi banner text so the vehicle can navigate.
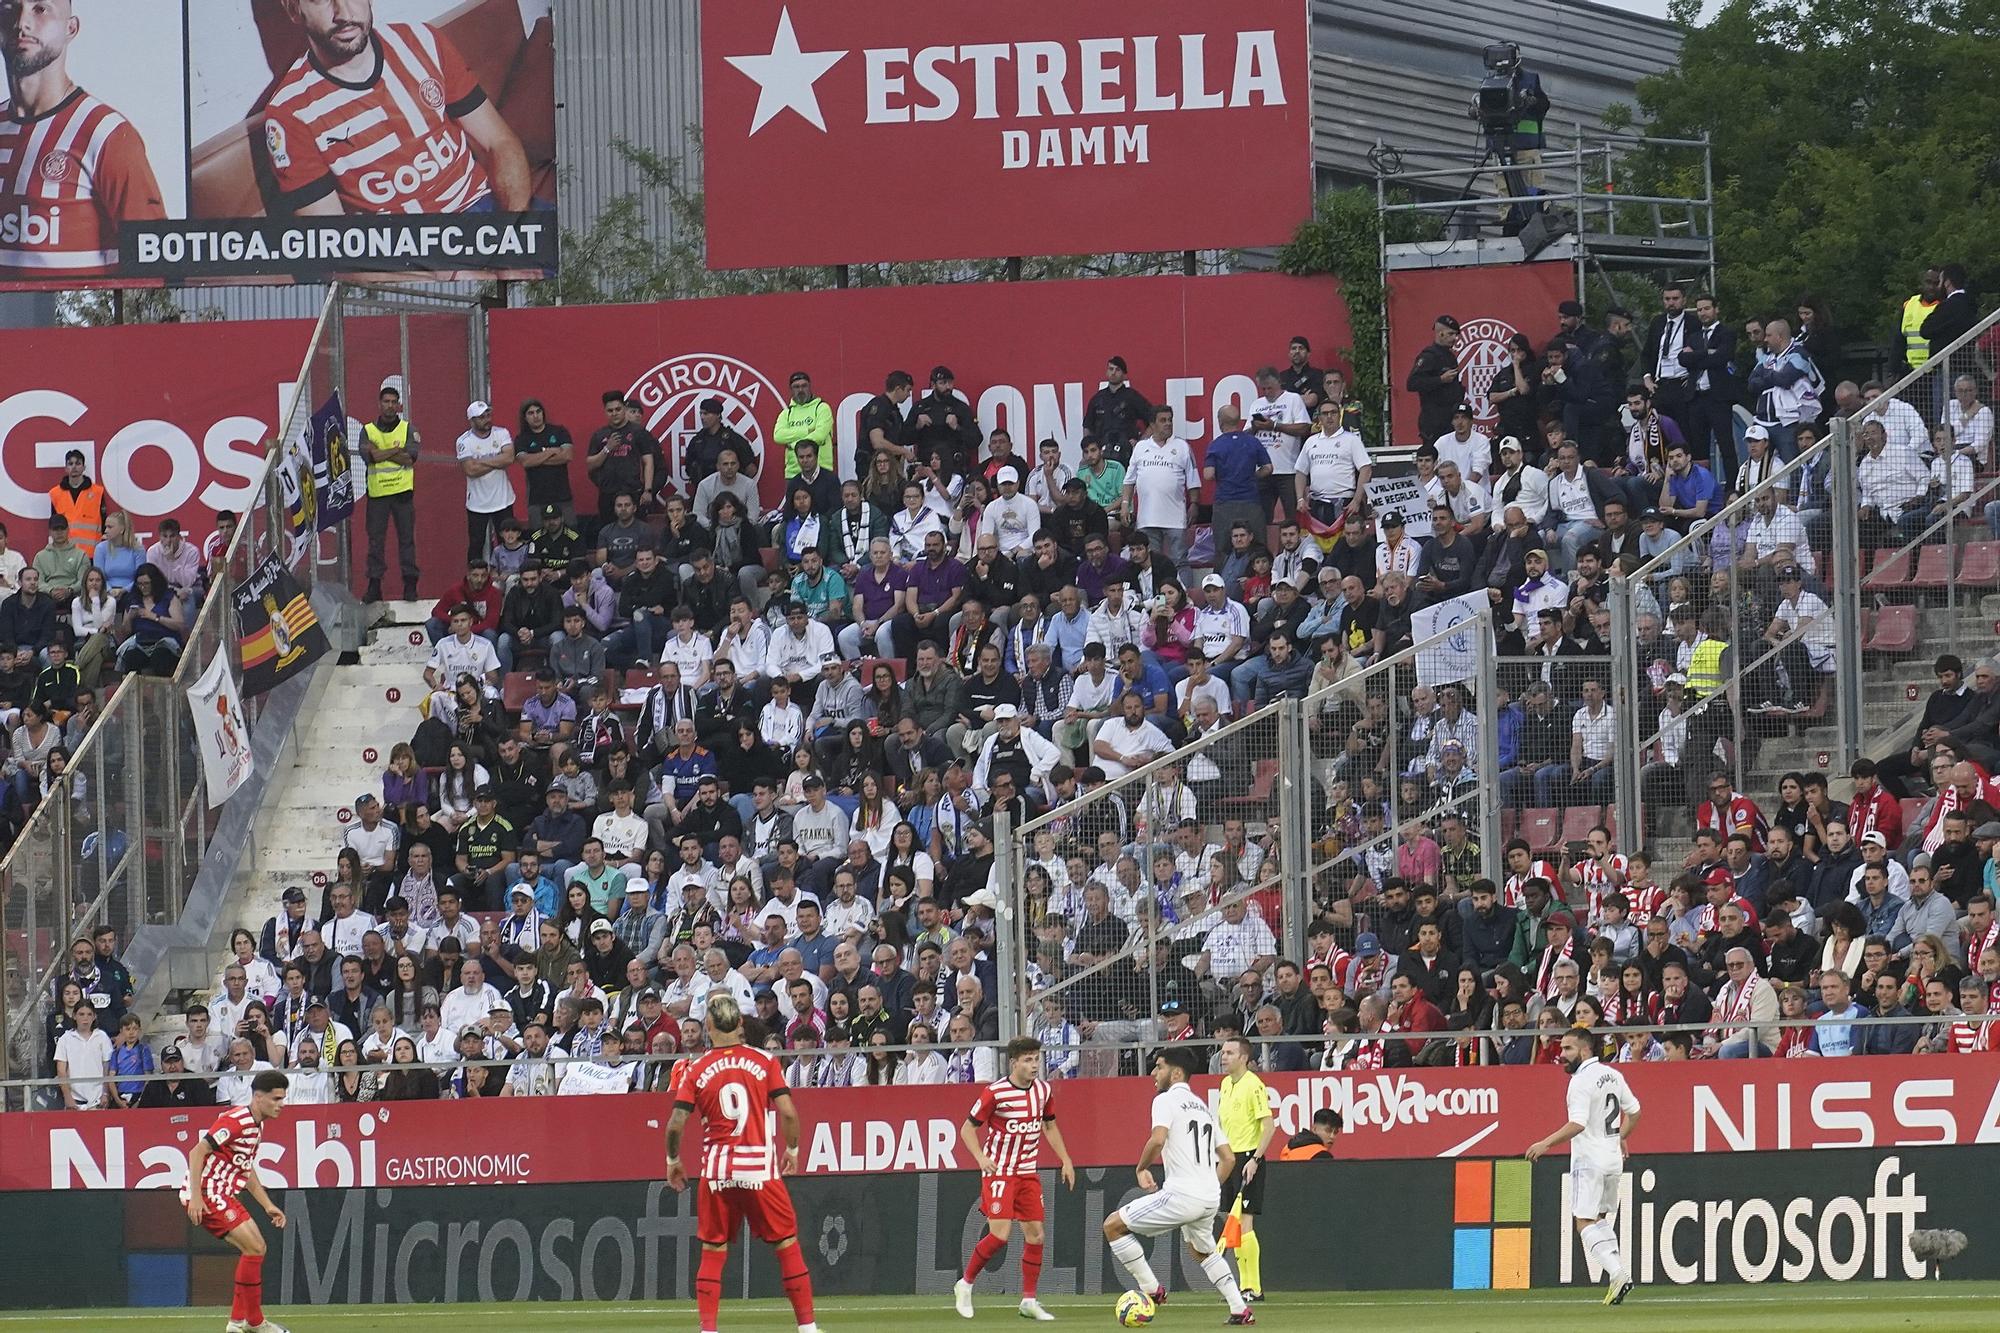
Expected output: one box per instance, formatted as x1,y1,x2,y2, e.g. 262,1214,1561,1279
14,1056,2000,1192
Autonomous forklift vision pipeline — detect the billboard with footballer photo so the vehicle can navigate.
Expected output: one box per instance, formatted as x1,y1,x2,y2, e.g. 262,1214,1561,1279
0,0,556,290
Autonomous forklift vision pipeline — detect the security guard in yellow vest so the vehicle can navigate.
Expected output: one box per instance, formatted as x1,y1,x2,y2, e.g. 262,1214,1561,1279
1903,268,1942,375
361,379,420,602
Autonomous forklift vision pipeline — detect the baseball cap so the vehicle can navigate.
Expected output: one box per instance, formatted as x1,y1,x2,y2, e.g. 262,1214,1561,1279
1665,672,1688,686
1380,510,1405,527
490,1000,514,1013
542,503,563,519
628,878,653,895
1355,933,1383,957
639,988,663,1002
699,396,724,413
589,919,615,936
161,1045,183,1062
1453,402,1474,416
473,784,496,801
1201,573,1226,589
993,704,1018,720
1860,830,1889,848
996,467,1019,486
306,997,329,1012
1157,997,1185,1015
1778,566,1803,581
1527,547,1549,560
466,400,490,419
281,886,306,903
1436,315,1461,332
1546,911,1578,930
1498,436,1524,454
1557,299,1585,317
355,792,378,807
1744,423,1770,441
509,884,534,900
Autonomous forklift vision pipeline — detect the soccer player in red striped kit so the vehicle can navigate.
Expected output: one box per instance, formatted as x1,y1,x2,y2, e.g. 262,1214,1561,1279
953,1035,1077,1322
667,993,819,1333
181,1069,291,1333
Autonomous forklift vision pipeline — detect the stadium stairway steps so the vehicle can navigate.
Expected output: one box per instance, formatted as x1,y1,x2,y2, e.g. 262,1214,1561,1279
215,601,433,960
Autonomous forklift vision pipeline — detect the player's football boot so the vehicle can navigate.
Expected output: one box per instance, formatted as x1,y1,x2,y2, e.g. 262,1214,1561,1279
1018,1297,1056,1320
954,1278,976,1318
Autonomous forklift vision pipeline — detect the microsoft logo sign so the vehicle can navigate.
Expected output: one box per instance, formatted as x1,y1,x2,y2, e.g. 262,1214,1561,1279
1452,1159,1532,1290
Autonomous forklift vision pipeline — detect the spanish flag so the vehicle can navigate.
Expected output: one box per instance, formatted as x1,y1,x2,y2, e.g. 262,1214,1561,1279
234,554,329,697
1297,507,1347,554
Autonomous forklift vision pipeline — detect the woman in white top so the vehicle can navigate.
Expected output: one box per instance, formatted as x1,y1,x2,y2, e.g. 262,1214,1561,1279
882,821,936,899
71,566,119,686
435,744,489,833
889,481,947,564
218,929,283,1004
851,774,901,859
892,1020,949,1085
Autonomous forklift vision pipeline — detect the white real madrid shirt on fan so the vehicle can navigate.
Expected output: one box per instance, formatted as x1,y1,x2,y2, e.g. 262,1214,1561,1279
0,87,167,277
1299,428,1371,502
457,424,517,513
1250,389,1311,476
1125,435,1200,530
262,21,495,215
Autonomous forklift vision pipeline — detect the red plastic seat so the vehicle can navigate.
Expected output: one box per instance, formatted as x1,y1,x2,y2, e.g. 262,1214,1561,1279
1219,760,1279,812
1906,544,1952,590
501,671,535,711
1900,797,1925,831
1961,541,2000,587
1518,808,1562,856
1560,805,1605,847
1863,548,1911,589
856,657,908,684
1863,603,1916,653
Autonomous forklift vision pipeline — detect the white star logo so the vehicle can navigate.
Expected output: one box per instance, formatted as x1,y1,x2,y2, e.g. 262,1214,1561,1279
724,8,847,135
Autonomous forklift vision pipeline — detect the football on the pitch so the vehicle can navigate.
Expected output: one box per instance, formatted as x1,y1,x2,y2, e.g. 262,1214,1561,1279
1115,1290,1156,1326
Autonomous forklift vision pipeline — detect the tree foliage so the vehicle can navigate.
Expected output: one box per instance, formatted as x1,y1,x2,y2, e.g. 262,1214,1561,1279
526,137,1225,307
1623,0,2000,343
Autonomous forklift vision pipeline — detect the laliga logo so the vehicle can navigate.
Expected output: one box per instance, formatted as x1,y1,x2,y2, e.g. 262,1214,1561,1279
627,354,779,494
1455,317,1518,431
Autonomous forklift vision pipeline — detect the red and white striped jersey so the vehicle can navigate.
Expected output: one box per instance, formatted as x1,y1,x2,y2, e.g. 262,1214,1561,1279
1623,882,1668,928
1949,1017,1999,1055
0,88,164,277
1575,854,1627,924
1503,860,1559,908
262,23,491,215
677,1045,789,1188
179,1106,262,1210
966,1077,1054,1176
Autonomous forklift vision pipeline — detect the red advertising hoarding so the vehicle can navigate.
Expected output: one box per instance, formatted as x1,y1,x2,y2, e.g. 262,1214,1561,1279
15,1057,2000,1192
699,2,1314,267
488,273,1348,506
1385,260,1578,445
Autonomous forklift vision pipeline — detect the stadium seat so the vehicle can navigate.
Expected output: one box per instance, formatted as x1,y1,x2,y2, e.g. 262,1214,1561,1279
1961,541,2000,587
501,672,535,711
1518,808,1561,855
857,657,908,684
1560,805,1604,847
1499,807,1518,842
1218,759,1279,814
1900,797,1925,831
1906,544,1952,591
1862,603,1917,653
1863,548,1911,590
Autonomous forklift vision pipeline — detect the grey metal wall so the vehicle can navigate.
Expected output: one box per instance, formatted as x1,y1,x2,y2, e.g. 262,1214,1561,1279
1314,0,1681,182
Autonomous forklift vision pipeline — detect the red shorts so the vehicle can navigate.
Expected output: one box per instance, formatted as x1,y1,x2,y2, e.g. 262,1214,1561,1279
696,1179,799,1246
194,1195,251,1241
979,1174,1045,1222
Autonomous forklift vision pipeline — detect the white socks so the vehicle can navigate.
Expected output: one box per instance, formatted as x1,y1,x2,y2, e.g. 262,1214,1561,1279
1200,1251,1249,1315
1582,1219,1624,1281
1109,1234,1159,1294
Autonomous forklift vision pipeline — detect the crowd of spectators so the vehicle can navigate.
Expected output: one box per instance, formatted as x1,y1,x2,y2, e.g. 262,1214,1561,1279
29,268,2000,1104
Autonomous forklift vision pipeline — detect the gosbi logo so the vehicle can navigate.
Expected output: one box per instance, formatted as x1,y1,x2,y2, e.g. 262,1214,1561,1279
0,204,58,244
627,355,779,495
357,129,467,205
723,5,1289,170
1456,317,1519,433
38,149,73,183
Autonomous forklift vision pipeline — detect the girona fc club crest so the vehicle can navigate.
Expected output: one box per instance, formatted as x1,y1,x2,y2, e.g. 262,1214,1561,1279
1455,317,1520,433
626,354,781,497
420,78,446,111
38,150,73,183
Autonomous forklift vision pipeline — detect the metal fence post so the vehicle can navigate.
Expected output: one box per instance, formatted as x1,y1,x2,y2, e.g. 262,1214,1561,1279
993,806,1019,1040
1609,574,1642,852
1829,417,1865,768
1277,697,1312,963
1474,608,1503,886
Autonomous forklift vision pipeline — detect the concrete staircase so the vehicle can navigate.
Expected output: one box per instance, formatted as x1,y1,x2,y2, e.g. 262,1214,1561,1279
215,602,432,947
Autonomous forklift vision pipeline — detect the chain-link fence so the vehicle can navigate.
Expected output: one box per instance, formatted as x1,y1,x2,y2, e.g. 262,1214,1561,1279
997,612,1509,1047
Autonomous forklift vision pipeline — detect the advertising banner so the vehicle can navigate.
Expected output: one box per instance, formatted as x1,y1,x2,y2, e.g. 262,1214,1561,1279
487,273,1348,507
233,554,327,697
16,1056,2000,1194
0,0,556,290
185,649,252,807
700,1,1313,267
1385,261,1578,446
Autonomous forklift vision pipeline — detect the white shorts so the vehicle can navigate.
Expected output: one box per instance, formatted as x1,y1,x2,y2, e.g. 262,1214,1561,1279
1118,1186,1221,1255
1569,1162,1621,1220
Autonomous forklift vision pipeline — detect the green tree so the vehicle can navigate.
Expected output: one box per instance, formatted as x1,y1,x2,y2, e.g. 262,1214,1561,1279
1277,187,1440,444
527,137,1225,307
1624,0,2000,352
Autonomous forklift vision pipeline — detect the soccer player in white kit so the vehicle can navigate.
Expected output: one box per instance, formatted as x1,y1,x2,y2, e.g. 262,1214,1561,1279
1101,1049,1255,1325
1527,1029,1642,1305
